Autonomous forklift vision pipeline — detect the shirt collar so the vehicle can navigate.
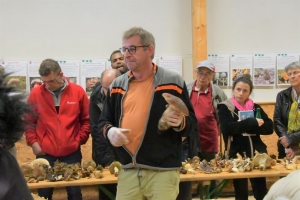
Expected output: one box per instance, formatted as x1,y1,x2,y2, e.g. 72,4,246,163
192,81,211,94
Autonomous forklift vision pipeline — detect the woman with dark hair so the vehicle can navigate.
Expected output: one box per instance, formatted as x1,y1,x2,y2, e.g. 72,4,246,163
0,74,33,200
217,74,273,200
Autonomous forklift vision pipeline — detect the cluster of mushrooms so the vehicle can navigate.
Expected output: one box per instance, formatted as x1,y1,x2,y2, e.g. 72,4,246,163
284,155,300,170
19,159,122,183
181,151,277,174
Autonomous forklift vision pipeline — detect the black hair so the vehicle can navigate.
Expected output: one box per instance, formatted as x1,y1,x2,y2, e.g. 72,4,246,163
110,50,122,61
232,74,253,94
0,74,33,149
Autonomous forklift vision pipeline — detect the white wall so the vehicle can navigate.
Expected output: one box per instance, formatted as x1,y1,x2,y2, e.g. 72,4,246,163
0,0,193,78
207,0,300,101
1,0,300,102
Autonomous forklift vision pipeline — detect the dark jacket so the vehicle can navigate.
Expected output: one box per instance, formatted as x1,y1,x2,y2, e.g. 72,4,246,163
0,148,33,200
90,82,115,167
218,99,273,158
182,127,199,160
98,65,197,170
274,86,300,145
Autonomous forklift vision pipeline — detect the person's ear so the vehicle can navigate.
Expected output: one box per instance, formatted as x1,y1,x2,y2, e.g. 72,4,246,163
148,45,154,56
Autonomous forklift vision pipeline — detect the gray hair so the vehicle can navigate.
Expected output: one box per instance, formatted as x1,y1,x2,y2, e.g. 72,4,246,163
285,61,300,73
123,27,155,59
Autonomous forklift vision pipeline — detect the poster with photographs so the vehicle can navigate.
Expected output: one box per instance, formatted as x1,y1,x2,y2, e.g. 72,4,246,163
81,59,106,93
1,60,27,92
208,54,230,86
159,56,182,76
253,54,276,86
28,60,42,92
230,54,253,86
57,60,80,85
277,53,300,85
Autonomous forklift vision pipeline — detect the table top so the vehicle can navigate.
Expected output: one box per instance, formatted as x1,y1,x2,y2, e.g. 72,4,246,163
27,164,291,189
179,164,290,182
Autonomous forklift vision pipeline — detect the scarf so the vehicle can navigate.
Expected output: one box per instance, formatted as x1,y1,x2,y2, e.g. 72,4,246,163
231,97,254,111
287,88,300,133
287,88,300,150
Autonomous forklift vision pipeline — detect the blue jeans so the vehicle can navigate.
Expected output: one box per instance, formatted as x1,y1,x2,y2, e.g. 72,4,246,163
37,149,83,200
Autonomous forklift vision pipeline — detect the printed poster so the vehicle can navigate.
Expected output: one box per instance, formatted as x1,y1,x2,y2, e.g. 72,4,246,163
28,60,42,91
253,54,276,86
159,56,182,76
56,60,80,85
208,54,230,86
230,54,253,86
1,60,27,92
81,59,106,93
277,53,300,85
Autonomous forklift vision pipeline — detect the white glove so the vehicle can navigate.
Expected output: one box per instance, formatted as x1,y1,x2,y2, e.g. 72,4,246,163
107,127,130,147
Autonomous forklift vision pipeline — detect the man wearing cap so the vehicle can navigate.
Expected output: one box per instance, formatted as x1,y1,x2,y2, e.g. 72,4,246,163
186,60,227,198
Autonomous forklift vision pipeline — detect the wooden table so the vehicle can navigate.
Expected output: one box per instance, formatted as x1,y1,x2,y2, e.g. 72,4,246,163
28,170,116,189
27,164,292,199
180,164,290,182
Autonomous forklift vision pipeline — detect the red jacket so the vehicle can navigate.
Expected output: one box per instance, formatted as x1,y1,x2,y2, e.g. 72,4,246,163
25,78,90,157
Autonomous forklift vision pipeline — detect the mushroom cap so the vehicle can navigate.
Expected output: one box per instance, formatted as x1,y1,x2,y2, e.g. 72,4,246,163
162,93,189,116
31,158,50,167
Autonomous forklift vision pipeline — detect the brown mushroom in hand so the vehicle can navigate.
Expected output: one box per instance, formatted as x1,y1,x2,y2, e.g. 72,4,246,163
158,93,189,131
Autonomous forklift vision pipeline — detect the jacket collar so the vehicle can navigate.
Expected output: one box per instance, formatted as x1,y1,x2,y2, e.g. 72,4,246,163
127,63,157,78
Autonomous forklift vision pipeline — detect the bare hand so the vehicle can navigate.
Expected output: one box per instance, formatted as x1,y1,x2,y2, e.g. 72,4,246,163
256,118,264,127
285,148,296,159
32,142,45,156
279,136,290,148
166,110,184,127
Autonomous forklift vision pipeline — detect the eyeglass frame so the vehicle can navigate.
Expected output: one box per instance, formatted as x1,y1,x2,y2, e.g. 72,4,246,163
119,45,150,54
195,70,213,77
287,71,300,77
41,71,61,84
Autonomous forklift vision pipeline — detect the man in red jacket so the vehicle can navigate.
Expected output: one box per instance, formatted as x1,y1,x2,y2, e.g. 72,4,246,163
25,58,90,200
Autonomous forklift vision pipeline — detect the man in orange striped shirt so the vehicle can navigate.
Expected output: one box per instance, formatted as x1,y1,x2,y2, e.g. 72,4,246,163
98,27,197,200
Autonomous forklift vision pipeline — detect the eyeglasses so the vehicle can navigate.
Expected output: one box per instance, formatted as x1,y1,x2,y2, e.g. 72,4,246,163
119,46,150,54
196,71,212,77
41,72,61,84
287,71,300,77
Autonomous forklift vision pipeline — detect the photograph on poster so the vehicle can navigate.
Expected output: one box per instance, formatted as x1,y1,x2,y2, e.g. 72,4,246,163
6,76,26,92
277,69,290,85
253,68,275,86
68,77,77,84
232,68,251,83
85,77,100,92
213,71,228,86
29,77,42,91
